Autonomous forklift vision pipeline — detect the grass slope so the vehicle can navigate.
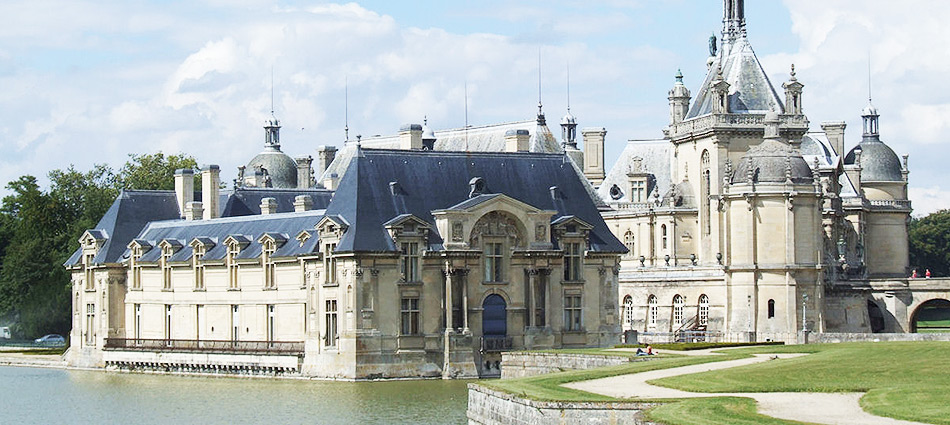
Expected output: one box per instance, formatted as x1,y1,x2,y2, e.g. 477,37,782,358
647,397,812,425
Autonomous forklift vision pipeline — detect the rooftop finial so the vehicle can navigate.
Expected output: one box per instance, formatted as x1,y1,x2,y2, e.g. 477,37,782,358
789,64,797,81
344,75,349,142
566,61,571,113
537,47,546,125
675,68,684,83
270,65,275,116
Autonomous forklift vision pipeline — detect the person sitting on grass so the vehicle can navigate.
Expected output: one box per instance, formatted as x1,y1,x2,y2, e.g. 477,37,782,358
636,347,647,356
647,345,655,355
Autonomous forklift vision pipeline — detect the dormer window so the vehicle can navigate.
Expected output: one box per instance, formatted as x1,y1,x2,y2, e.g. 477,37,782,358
484,242,504,283
324,243,338,285
630,179,646,203
130,247,143,290
227,243,240,290
563,242,583,282
262,240,276,289
161,247,173,291
193,246,205,290
400,242,420,282
84,253,95,291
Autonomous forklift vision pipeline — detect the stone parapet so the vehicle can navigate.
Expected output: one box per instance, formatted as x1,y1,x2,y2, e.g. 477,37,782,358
500,351,641,379
466,384,657,425
807,332,950,344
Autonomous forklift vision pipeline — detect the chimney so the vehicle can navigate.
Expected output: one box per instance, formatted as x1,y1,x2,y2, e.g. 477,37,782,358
323,173,339,191
184,201,204,221
315,146,337,176
294,195,314,212
821,121,847,157
504,129,530,152
260,197,278,215
582,127,607,186
201,165,220,220
295,155,313,189
399,124,423,150
174,169,194,219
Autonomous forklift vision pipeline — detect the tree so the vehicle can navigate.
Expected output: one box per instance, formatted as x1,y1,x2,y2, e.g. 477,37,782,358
909,210,950,278
116,152,199,191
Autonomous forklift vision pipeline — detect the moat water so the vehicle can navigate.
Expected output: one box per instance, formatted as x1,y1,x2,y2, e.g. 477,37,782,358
0,366,471,424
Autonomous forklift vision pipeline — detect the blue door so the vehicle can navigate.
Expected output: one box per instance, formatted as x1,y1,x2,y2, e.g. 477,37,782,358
482,294,507,336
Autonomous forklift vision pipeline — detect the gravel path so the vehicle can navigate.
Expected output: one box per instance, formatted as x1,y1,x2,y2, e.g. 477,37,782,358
564,354,926,425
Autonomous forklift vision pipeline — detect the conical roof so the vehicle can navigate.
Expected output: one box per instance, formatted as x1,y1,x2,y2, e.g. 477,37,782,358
687,37,784,119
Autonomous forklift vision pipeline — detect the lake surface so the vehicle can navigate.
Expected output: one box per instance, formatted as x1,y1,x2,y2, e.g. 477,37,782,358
0,366,471,424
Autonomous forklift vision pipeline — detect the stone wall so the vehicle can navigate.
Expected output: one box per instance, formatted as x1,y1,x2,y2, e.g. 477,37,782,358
501,352,641,379
467,384,658,425
809,332,950,344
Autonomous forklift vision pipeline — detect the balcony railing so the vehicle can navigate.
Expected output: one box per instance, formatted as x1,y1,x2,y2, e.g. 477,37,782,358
480,336,513,352
104,338,304,355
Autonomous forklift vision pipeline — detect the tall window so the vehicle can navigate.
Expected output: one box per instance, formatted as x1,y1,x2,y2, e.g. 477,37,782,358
699,294,710,327
231,305,239,342
623,231,635,257
165,305,172,341
324,300,338,347
563,294,582,331
400,242,420,282
623,295,634,326
701,150,712,235
648,295,658,328
161,248,172,290
484,242,503,282
630,180,646,202
134,304,141,341
661,225,668,250
768,299,776,319
325,243,338,284
262,241,276,289
227,243,240,290
84,253,95,291
563,242,583,281
130,247,142,290
400,297,420,335
267,305,276,343
85,303,95,345
673,295,684,327
193,247,205,290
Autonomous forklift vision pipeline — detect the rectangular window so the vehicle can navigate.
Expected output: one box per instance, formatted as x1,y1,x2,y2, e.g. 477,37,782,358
484,242,503,282
563,242,583,281
164,305,172,341
85,303,96,345
231,305,239,342
564,294,582,331
134,303,141,341
228,244,240,290
400,297,420,335
263,242,276,289
630,180,645,203
267,305,276,343
131,248,142,289
84,254,95,291
161,249,172,290
193,248,204,290
534,278,547,327
324,300,338,347
400,242,420,282
325,243,338,284
196,305,203,341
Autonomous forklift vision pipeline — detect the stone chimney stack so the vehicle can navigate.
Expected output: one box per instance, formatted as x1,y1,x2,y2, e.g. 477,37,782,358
201,165,220,220
295,155,313,189
260,197,278,215
323,173,340,191
174,169,194,219
294,195,314,212
504,129,530,152
184,201,204,221
821,121,847,157
315,146,337,176
582,127,607,186
399,124,423,150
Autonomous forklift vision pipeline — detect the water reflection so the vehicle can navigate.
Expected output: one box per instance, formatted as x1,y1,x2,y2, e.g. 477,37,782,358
1,367,470,424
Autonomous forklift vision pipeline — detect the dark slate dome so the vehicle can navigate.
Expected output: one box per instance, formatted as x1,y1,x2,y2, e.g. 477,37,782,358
843,139,903,182
246,148,298,188
731,139,813,184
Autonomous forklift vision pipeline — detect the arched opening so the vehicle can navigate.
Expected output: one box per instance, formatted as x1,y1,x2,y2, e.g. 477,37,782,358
867,300,886,333
767,299,775,319
624,231,635,257
698,294,709,328
647,295,658,329
622,295,634,327
910,299,950,333
482,294,508,337
672,295,684,328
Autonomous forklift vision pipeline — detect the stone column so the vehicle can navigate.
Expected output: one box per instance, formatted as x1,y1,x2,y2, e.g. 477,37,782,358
527,268,537,327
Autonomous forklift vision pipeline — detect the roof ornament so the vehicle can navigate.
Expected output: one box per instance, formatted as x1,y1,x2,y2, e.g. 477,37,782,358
537,47,546,125
709,33,718,57
344,75,350,143
789,64,798,81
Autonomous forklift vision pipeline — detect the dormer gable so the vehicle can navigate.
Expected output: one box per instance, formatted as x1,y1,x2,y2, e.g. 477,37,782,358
127,239,153,253
223,235,252,251
432,193,557,251
189,237,215,255
257,232,289,248
295,230,313,247
316,215,349,240
551,215,594,241
158,238,184,253
383,214,431,242
79,229,108,252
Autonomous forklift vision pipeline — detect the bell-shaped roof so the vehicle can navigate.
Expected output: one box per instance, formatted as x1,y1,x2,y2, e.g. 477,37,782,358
247,148,298,188
844,140,902,182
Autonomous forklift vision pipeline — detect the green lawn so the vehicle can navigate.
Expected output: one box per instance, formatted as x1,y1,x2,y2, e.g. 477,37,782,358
647,397,812,425
650,341,950,424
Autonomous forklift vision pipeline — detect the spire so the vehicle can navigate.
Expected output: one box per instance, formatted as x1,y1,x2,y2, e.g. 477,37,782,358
722,0,746,42
344,76,349,143
537,47,546,125
265,68,280,150
863,56,880,137
560,62,578,147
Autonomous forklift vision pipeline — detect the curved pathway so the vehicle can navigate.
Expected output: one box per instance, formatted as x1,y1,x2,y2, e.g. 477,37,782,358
564,353,925,425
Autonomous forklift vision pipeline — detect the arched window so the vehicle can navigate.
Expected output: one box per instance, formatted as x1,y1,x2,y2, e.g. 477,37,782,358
673,295,684,327
698,294,709,327
701,150,711,235
623,231,635,257
623,295,634,325
648,295,658,328
661,225,668,250
767,299,776,319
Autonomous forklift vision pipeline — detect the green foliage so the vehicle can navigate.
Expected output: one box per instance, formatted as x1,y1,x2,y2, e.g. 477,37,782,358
909,210,950,277
0,152,196,338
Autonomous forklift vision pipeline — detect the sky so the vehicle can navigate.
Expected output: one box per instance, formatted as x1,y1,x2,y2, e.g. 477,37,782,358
1,0,949,215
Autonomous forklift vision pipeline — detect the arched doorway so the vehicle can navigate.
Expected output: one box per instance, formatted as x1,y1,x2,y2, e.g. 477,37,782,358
867,300,885,333
482,294,507,337
911,299,950,333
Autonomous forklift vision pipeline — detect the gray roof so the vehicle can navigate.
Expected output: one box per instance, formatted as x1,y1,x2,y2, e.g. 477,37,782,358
246,148,298,188
844,136,903,182
597,139,671,204
686,36,784,119
325,148,625,254
731,139,812,184
221,187,333,217
801,132,839,167
319,119,562,184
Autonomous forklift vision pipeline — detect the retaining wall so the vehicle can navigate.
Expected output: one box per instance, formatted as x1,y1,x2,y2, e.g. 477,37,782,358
809,332,950,343
501,352,641,379
467,384,658,425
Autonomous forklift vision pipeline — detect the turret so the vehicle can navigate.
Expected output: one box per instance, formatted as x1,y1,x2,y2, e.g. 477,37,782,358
668,69,691,125
783,64,804,116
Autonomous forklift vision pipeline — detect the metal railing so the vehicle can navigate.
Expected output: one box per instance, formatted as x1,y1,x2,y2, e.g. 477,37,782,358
480,336,513,352
639,331,723,344
104,338,304,355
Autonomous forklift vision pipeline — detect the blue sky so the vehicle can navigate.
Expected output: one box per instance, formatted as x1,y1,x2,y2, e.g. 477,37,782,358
1,0,948,214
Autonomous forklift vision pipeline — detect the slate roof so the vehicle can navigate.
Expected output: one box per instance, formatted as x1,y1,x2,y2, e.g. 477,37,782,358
844,136,904,182
133,210,324,263
221,187,334,217
325,148,625,254
65,191,182,266
686,36,784,119
597,139,671,205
